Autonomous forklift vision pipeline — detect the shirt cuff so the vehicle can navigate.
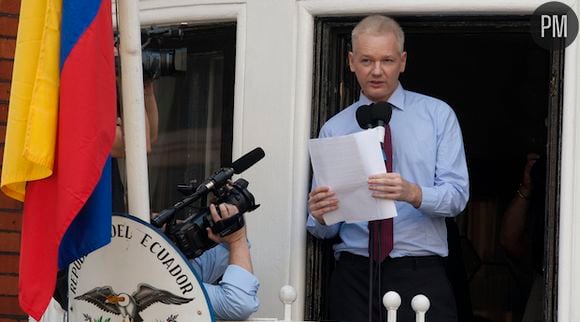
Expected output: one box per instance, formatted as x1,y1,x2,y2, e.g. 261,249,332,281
307,214,325,228
306,215,336,238
221,265,259,291
418,186,437,214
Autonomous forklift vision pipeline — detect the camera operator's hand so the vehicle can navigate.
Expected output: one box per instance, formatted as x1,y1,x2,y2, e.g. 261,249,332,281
207,203,253,273
207,203,245,244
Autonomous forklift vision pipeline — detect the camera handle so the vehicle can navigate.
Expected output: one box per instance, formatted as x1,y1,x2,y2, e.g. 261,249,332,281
151,189,207,228
211,213,245,237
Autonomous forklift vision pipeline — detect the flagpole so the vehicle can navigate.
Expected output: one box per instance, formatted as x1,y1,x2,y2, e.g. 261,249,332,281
116,0,151,222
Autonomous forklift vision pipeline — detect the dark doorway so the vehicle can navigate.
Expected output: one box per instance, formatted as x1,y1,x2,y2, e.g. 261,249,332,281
306,16,562,322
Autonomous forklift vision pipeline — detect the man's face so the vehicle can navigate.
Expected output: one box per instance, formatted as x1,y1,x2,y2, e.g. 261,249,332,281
349,32,407,102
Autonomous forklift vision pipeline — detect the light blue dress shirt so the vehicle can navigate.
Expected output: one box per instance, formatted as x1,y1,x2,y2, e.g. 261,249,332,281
190,244,260,320
307,83,469,258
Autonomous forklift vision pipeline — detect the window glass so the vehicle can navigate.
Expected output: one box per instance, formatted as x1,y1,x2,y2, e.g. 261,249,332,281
145,24,236,214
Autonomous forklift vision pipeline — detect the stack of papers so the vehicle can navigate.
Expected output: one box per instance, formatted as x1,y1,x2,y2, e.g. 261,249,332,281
308,128,397,225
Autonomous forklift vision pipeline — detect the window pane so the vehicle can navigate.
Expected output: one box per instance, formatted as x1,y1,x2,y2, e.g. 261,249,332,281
145,25,236,215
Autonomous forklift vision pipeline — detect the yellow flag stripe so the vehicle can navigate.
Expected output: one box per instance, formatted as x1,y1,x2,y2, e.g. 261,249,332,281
0,0,61,202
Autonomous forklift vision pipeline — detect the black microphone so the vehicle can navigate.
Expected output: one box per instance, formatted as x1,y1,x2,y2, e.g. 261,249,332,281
356,102,393,144
356,104,374,129
371,102,393,127
231,147,266,174
196,147,266,193
356,102,393,128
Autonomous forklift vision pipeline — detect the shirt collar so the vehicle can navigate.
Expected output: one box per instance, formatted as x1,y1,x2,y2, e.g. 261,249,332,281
358,82,406,111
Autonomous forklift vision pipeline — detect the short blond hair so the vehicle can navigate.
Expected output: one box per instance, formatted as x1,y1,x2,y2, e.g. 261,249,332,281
351,15,405,53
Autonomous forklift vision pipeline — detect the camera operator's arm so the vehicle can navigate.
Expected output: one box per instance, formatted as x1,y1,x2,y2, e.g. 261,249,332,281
195,203,259,320
207,204,252,272
111,117,125,158
143,80,159,146
111,80,159,158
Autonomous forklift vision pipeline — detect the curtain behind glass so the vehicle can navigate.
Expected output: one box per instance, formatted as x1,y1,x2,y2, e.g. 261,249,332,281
149,52,225,214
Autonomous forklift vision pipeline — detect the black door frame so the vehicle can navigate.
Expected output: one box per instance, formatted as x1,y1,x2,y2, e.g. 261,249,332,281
306,15,563,322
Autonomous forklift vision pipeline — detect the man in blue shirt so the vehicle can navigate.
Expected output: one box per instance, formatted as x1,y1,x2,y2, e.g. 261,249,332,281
192,203,260,320
307,15,469,322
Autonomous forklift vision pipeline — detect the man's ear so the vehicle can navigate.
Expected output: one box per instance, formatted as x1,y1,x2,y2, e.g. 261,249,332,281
348,51,355,72
400,51,407,72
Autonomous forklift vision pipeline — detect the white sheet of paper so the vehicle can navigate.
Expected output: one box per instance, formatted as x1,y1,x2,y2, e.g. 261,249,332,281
308,128,398,225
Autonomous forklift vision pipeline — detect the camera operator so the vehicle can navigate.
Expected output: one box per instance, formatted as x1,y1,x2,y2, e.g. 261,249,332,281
188,202,260,320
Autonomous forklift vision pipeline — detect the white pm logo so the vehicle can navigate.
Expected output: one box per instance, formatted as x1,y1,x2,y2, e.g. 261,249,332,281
541,14,568,38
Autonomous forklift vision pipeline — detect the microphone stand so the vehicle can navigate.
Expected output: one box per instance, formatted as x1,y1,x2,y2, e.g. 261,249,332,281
369,233,374,322
356,104,392,322
378,120,386,322
368,122,386,322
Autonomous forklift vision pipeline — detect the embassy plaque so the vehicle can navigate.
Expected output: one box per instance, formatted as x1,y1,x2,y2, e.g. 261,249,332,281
68,214,214,322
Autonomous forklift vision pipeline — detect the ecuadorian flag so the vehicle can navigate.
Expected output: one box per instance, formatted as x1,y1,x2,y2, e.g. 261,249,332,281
0,0,116,318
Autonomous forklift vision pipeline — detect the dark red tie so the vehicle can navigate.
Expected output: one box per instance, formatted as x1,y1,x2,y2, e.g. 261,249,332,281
369,125,394,262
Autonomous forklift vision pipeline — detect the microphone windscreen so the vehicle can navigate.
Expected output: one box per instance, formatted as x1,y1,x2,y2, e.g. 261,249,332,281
231,147,265,174
356,104,373,129
372,102,393,124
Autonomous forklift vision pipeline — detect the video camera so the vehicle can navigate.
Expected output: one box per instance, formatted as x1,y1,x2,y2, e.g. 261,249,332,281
141,27,187,80
152,148,265,259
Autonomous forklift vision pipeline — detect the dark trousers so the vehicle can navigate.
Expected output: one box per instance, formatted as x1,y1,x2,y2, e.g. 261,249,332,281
327,253,457,322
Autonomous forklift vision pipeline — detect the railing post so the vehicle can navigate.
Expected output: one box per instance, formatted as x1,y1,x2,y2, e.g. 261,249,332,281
383,291,401,322
273,287,430,322
279,285,297,321
411,294,430,322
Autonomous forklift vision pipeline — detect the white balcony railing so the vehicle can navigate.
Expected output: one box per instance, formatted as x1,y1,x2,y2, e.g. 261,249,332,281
229,285,431,322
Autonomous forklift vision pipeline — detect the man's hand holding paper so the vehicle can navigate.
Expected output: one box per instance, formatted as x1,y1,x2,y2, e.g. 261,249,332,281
308,128,398,225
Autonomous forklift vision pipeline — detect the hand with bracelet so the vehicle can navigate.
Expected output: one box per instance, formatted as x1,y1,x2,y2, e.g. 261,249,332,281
501,152,540,258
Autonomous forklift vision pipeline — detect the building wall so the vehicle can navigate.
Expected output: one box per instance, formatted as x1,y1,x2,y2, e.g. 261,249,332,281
0,0,26,321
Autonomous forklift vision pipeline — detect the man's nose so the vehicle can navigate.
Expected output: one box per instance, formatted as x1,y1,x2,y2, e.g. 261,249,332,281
371,61,382,75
